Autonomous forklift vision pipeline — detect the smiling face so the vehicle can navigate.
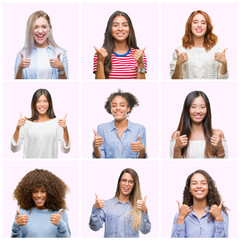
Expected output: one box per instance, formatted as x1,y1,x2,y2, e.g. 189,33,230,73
190,173,208,202
111,96,130,122
112,16,130,43
32,187,47,209
36,94,49,116
189,95,207,124
191,13,207,38
119,172,135,198
33,16,50,48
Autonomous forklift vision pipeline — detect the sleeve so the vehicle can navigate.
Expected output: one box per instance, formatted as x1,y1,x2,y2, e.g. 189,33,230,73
57,211,71,238
169,139,176,158
143,52,147,73
93,52,97,74
217,65,229,79
222,139,228,158
139,126,147,158
92,125,106,158
61,51,69,79
214,211,228,238
14,52,22,79
11,213,22,238
170,49,178,78
89,206,106,231
57,124,71,154
171,213,185,238
11,126,25,153
139,212,151,234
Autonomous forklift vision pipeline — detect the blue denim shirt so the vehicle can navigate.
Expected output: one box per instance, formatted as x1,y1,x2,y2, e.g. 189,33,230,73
89,197,151,238
93,120,147,158
171,206,228,238
14,45,68,79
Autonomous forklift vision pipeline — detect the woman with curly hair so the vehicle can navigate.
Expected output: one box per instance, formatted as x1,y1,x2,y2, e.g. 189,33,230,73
89,168,151,237
11,169,71,238
170,10,228,79
171,169,228,238
170,90,228,158
93,11,147,79
92,89,147,158
11,88,70,158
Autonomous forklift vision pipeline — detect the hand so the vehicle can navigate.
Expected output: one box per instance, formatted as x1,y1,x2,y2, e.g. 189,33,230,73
215,49,227,64
174,133,188,151
18,52,31,69
130,134,145,152
136,196,148,213
17,112,26,128
49,53,64,71
16,210,29,226
175,49,188,65
94,193,105,209
211,132,224,152
50,209,63,226
209,201,224,222
58,114,68,129
132,47,146,65
94,46,108,63
176,201,191,224
93,129,104,148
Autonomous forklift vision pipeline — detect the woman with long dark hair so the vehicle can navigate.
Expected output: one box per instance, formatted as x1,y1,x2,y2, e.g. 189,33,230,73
93,11,147,79
170,10,228,79
170,90,227,158
11,89,70,158
89,168,151,237
11,169,71,237
171,170,228,237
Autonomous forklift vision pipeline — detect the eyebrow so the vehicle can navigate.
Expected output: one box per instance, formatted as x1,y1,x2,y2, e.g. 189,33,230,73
113,21,128,24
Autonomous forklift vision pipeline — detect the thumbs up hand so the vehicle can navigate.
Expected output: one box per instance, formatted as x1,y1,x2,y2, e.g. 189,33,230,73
175,49,188,65
130,134,145,153
211,131,224,154
50,209,63,225
136,196,148,213
17,112,26,128
94,193,105,209
49,53,64,70
93,129,104,148
58,114,68,129
132,47,146,65
215,49,227,64
16,210,29,226
174,132,188,151
209,201,224,222
176,201,191,224
18,52,31,69
94,46,108,63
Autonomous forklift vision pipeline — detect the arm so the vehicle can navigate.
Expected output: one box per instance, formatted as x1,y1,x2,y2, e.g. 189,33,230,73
139,212,151,234
214,211,228,238
171,214,185,238
57,124,70,154
93,48,108,79
211,129,226,158
11,120,26,153
171,131,188,158
89,206,106,231
138,127,147,158
11,222,22,238
215,49,228,79
50,52,68,79
59,51,68,79
56,211,71,238
15,52,31,79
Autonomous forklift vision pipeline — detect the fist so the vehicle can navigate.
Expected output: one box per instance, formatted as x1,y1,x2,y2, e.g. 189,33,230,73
58,114,68,129
93,129,104,148
175,49,188,65
94,46,108,62
94,194,105,209
174,133,188,151
18,52,31,69
16,210,29,226
130,134,145,153
49,53,64,70
50,209,63,226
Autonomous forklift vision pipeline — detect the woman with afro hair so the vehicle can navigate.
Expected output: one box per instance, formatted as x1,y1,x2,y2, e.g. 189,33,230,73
92,89,147,158
11,169,71,238
171,170,228,238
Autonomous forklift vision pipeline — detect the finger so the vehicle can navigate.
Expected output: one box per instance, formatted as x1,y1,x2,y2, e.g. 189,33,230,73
93,46,98,52
144,195,147,202
142,47,147,52
176,200,181,209
63,113,68,120
57,53,62,59
222,48,228,54
175,49,179,55
58,209,63,215
219,201,225,209
219,132,223,139
137,134,141,142
16,210,20,216
95,193,98,200
19,52,24,58
20,112,23,118
93,129,97,137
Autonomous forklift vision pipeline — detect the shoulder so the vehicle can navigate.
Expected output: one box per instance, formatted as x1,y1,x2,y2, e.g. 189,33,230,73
18,208,30,215
171,130,180,139
212,129,225,138
52,47,67,55
210,44,221,52
98,122,111,129
129,121,146,132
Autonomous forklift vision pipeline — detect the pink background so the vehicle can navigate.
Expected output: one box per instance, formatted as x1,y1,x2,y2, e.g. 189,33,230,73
161,81,238,158
2,81,79,158
81,160,159,237
81,81,159,158
161,2,238,79
81,2,159,79
2,3,79,79
2,160,80,237
161,160,238,237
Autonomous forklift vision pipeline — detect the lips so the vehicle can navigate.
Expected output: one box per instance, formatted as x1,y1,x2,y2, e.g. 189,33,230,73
195,28,203,33
35,199,44,205
36,34,46,40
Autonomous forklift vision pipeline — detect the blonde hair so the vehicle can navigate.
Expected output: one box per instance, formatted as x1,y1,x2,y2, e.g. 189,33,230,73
115,168,142,231
23,10,61,57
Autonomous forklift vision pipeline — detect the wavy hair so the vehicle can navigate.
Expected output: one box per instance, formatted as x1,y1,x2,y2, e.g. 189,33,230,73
115,168,142,231
102,11,138,78
182,10,218,50
13,169,69,211
183,169,228,221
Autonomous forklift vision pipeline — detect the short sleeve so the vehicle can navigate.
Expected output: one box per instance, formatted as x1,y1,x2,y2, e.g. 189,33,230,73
143,52,147,73
93,52,98,73
61,51,69,79
170,49,178,78
57,123,71,154
222,139,228,158
14,52,22,78
170,139,176,158
11,125,25,153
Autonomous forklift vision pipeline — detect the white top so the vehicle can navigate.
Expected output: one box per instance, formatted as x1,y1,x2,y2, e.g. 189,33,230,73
170,45,229,79
169,139,228,158
11,118,70,158
37,48,52,79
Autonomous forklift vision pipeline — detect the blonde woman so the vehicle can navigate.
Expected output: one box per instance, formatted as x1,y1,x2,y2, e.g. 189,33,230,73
89,168,151,237
15,10,68,79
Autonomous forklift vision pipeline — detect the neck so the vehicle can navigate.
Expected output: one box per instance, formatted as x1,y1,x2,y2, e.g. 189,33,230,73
113,41,129,54
114,118,128,130
193,37,204,48
192,198,207,211
118,194,130,204
191,122,204,132
36,114,50,122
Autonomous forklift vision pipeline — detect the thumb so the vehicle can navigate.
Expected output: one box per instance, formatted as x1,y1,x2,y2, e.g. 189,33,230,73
142,47,147,53
16,210,20,216
20,112,23,118
57,53,62,59
95,193,98,200
93,46,98,52
176,200,181,209
175,49,180,56
222,48,228,55
58,209,63,215
137,134,141,141
219,132,223,139
93,129,97,137
144,195,147,202
19,52,24,59
176,131,180,137
219,201,224,209
63,113,68,120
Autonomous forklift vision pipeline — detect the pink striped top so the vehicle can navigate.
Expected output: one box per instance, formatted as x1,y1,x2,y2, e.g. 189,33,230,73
93,48,147,79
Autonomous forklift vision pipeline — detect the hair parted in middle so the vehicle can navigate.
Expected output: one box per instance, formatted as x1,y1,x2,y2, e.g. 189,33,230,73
182,10,218,51
104,89,139,114
177,90,217,158
183,169,228,221
28,88,56,122
115,168,142,231
13,169,69,211
102,11,138,78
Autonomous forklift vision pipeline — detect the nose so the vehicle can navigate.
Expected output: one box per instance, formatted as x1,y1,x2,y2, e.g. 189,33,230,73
37,192,41,197
119,24,123,31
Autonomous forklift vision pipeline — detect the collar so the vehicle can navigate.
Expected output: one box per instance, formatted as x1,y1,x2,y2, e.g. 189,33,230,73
112,49,130,57
110,120,133,132
33,44,53,50
190,205,210,217
112,197,130,206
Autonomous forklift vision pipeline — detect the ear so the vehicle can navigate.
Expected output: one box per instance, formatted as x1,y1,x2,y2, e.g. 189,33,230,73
127,106,130,113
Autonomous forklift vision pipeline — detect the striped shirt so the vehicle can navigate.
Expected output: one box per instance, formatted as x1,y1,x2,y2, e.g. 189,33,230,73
93,48,147,79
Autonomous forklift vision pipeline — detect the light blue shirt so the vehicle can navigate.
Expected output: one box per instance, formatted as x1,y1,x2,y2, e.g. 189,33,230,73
11,207,71,238
89,197,151,238
171,206,228,238
14,45,68,79
93,120,147,158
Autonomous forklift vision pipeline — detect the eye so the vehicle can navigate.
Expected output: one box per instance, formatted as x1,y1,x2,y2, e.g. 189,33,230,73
112,24,118,27
123,24,128,27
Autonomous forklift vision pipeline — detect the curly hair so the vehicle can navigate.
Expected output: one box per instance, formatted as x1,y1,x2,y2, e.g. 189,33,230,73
182,10,218,51
104,89,139,114
183,170,228,221
14,169,69,211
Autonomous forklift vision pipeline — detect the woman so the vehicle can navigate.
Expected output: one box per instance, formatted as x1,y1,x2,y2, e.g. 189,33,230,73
11,169,71,238
92,89,147,158
89,168,151,237
170,10,228,79
11,88,70,158
171,169,228,237
15,10,68,79
93,11,147,79
170,90,227,158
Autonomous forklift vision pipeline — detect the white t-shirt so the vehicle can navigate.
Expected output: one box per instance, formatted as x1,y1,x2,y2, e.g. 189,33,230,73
37,48,52,79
